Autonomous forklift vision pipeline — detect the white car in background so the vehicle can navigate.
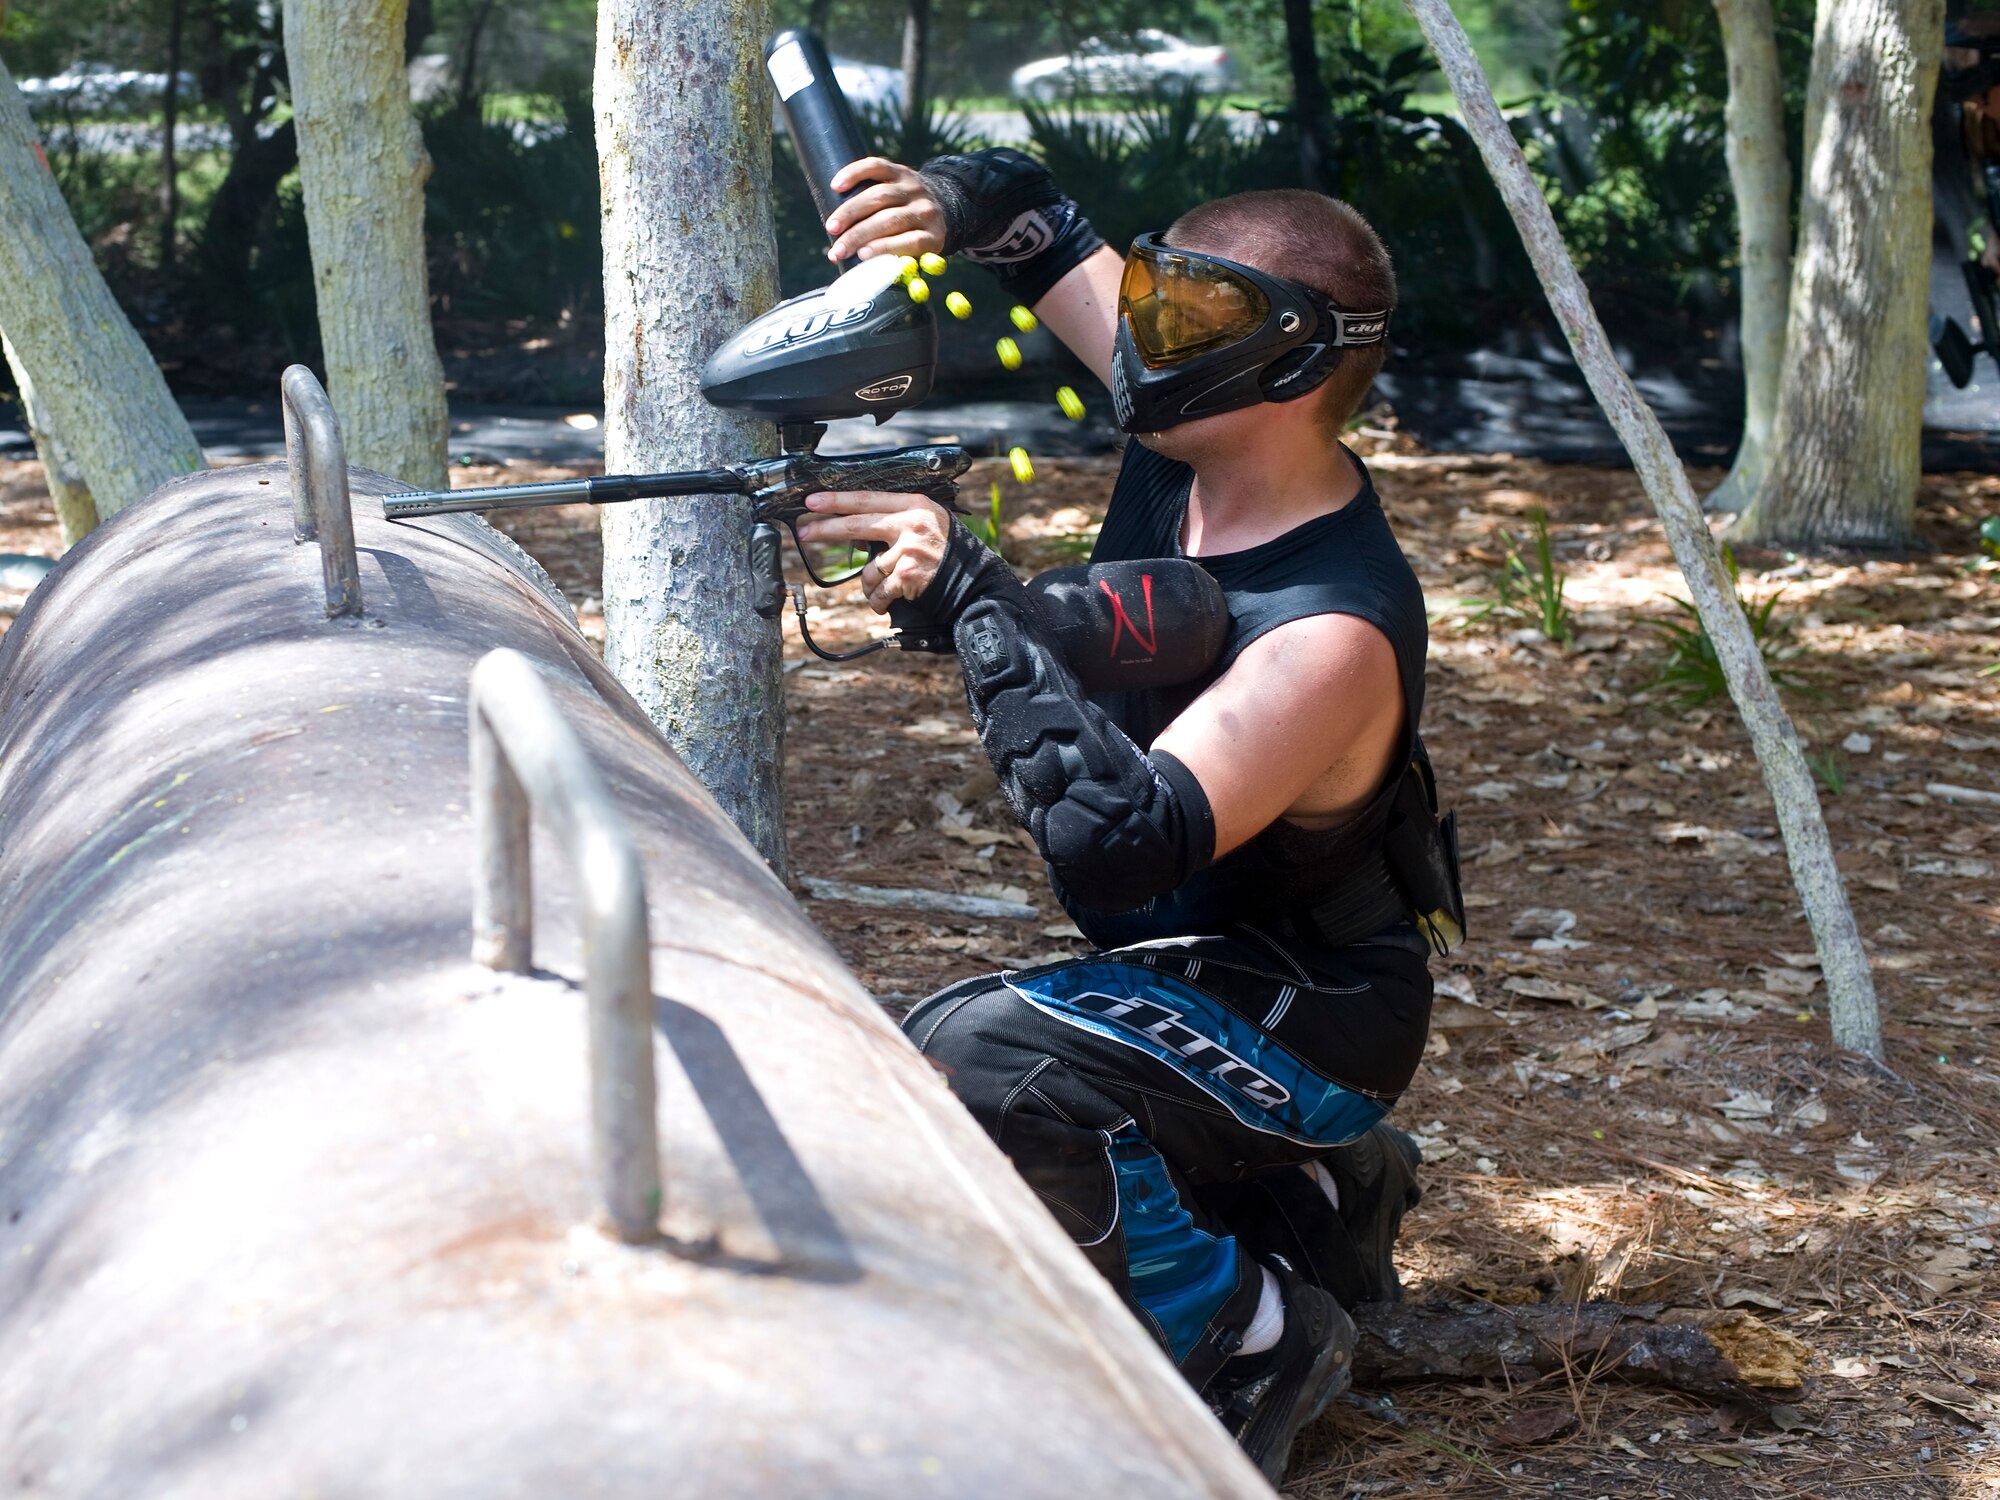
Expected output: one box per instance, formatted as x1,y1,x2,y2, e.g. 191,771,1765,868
832,56,903,112
18,63,197,112
1010,30,1234,103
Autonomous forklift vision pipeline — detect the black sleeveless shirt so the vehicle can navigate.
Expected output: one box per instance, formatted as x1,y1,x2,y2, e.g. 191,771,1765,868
1054,438,1429,950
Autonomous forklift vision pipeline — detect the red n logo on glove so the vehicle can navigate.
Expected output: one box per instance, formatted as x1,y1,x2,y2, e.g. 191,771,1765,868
1098,574,1158,658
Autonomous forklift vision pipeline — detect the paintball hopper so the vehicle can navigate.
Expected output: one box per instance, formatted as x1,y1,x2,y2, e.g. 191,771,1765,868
701,255,939,426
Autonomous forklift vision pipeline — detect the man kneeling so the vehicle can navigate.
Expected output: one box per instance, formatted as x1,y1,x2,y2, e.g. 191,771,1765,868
797,150,1461,1484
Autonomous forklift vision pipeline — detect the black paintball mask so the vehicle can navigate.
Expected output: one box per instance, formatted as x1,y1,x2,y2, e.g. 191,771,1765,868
1110,231,1390,434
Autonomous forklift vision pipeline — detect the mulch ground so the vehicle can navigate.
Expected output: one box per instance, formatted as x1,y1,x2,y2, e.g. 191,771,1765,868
5,439,1996,1499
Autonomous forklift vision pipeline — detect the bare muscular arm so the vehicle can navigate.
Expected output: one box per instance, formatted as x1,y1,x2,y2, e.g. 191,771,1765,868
1152,614,1404,858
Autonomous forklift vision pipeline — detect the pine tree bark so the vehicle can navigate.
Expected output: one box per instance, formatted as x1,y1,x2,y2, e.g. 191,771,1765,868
1284,0,1335,193
160,0,186,273
900,0,932,161
1403,0,1883,1060
2,333,99,547
1707,0,1792,513
284,0,449,490
1737,0,1944,548
595,0,789,872
0,60,203,518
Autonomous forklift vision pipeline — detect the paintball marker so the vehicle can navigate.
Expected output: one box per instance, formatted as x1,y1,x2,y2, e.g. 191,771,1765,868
384,28,965,660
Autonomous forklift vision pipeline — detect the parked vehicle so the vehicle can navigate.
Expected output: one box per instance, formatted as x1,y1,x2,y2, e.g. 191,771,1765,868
1010,31,1233,103
17,62,197,113
832,55,902,111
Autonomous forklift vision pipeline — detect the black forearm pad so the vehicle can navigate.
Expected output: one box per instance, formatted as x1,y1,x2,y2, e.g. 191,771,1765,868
1027,558,1230,694
955,595,1215,913
919,148,1108,306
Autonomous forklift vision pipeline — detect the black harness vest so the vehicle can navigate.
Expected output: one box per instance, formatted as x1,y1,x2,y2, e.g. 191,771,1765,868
1055,438,1432,953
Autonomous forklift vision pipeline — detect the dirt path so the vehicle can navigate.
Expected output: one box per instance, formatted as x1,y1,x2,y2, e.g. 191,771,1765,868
5,446,1995,1498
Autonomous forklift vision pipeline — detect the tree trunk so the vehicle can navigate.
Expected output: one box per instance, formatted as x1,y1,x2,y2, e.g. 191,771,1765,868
456,0,500,118
595,0,789,871
900,0,931,163
1707,0,1792,514
196,120,297,297
284,0,449,490
0,60,204,517
1283,0,1335,193
1403,0,1883,1060
2,332,99,547
1737,0,1944,548
161,0,187,274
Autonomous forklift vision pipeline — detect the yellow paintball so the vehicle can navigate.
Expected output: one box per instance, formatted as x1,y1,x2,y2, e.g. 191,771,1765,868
995,337,1022,370
1009,305,1038,332
1009,447,1034,484
919,252,947,276
1056,386,1085,421
945,290,973,319
906,276,930,303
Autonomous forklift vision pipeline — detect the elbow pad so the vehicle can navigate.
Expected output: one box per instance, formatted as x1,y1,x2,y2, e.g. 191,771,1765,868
1025,558,1230,693
918,148,1108,306
954,595,1215,913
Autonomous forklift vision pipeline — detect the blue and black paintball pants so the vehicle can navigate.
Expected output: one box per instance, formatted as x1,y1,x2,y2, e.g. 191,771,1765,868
902,927,1431,1390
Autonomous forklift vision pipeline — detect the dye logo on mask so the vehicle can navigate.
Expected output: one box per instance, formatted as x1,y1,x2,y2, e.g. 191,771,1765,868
1098,573,1158,660
1062,989,1292,1108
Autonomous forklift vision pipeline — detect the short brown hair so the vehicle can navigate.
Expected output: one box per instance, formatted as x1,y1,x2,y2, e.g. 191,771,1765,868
1166,190,1396,432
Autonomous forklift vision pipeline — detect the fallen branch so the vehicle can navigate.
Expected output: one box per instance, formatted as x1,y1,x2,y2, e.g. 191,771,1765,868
797,875,1038,921
1351,1298,1810,1411
1927,782,2000,809
1403,0,1882,1058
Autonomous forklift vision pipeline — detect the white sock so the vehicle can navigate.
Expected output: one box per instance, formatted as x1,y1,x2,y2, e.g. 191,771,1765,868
1233,1265,1285,1357
1305,1159,1340,1212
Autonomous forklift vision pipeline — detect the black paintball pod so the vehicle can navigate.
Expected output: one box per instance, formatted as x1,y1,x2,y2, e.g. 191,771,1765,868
767,29,870,238
1027,558,1230,694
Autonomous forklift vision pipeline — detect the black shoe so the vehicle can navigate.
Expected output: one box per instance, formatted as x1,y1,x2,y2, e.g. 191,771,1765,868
1208,1259,1356,1486
1318,1122,1423,1304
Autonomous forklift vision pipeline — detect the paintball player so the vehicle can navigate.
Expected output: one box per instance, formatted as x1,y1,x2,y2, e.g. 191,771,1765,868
794,151,1458,1483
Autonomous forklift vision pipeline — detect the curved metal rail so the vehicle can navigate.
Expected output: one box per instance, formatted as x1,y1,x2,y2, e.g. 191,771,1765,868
280,363,363,618
470,647,662,1243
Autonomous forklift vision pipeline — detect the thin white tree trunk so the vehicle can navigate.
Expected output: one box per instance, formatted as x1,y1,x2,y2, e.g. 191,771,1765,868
0,60,203,518
595,0,789,871
1708,0,1793,514
2,333,98,547
284,0,448,489
1404,0,1883,1060
1738,0,1943,547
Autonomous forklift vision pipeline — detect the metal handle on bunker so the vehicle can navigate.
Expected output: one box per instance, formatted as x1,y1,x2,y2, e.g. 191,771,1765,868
766,29,871,235
281,365,363,619
469,647,663,1245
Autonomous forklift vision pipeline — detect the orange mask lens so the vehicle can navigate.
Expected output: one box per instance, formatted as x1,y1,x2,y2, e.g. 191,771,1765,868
1119,246,1270,368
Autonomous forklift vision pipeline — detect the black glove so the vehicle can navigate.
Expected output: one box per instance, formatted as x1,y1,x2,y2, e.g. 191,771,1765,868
919,148,1108,306
910,516,1028,642
1026,559,1230,693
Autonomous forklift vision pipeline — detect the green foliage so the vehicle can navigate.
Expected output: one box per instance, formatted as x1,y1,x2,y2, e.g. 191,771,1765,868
968,478,1008,559
1502,507,1572,645
420,93,600,324
1979,516,2000,560
1444,507,1573,644
1806,742,1846,796
1645,546,1808,707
